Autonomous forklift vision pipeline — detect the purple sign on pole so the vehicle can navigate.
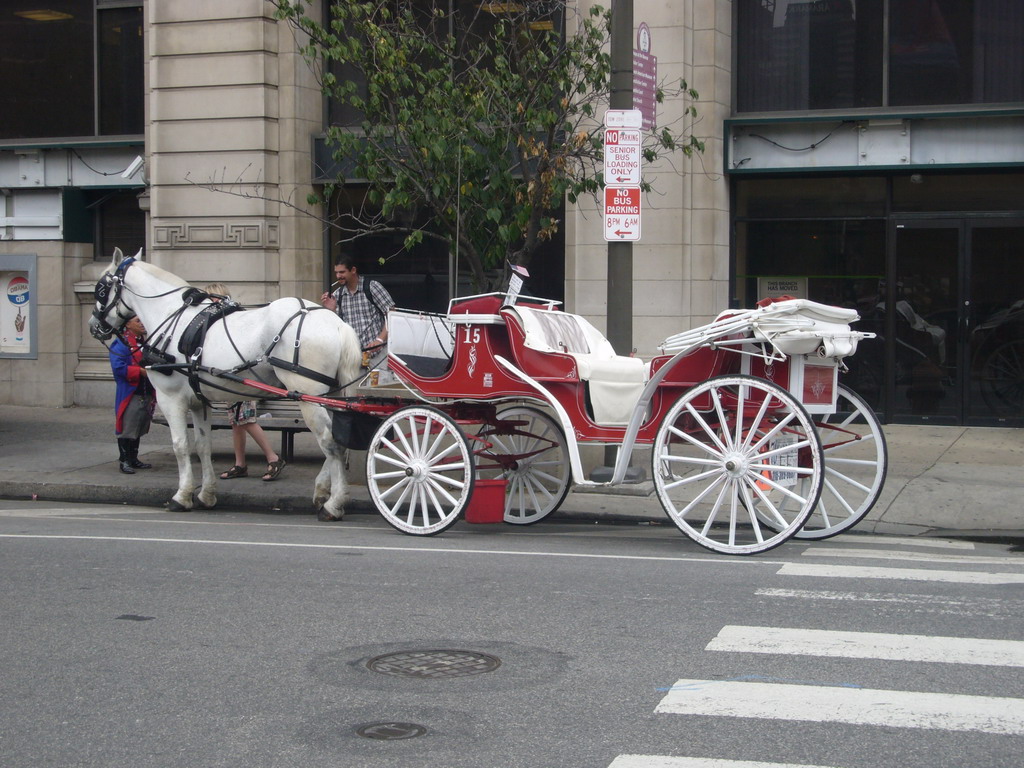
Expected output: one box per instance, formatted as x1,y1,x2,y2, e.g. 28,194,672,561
633,23,657,130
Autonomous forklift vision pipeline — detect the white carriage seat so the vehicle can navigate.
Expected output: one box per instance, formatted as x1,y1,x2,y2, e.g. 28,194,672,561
748,299,865,359
387,309,455,378
506,306,647,426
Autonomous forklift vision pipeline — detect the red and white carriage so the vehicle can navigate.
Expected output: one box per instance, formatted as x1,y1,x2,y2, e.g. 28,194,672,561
339,278,886,555
88,250,885,551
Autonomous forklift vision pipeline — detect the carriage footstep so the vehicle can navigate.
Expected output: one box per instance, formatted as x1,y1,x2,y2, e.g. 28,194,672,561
317,509,344,522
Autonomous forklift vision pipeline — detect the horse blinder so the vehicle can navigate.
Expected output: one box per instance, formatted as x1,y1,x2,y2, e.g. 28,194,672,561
90,271,130,340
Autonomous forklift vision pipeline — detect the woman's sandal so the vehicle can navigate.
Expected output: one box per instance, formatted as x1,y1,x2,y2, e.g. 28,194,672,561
262,459,286,482
220,465,248,479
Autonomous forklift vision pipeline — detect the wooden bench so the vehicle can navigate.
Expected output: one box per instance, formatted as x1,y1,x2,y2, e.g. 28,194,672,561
153,400,310,461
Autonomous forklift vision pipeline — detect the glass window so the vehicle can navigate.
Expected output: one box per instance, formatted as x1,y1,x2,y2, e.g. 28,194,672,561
97,190,146,259
736,0,1024,112
98,6,144,135
736,176,886,218
889,0,1024,106
735,0,884,112
736,218,885,307
0,2,142,141
893,172,1024,212
1,1,93,139
325,187,565,311
889,0,970,106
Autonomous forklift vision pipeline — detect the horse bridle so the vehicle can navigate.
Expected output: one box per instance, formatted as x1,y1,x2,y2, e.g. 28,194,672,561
91,256,138,339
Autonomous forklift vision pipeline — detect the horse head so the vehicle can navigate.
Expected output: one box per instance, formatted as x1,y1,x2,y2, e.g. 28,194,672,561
89,247,142,340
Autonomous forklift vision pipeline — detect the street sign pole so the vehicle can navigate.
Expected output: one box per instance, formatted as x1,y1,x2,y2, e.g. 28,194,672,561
607,0,633,363
599,0,640,478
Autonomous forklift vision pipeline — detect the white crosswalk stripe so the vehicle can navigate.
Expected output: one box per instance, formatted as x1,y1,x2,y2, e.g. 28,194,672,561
609,758,839,768
801,547,1022,565
776,561,1024,583
654,679,1024,734
705,625,1024,666
833,534,975,549
754,587,1018,619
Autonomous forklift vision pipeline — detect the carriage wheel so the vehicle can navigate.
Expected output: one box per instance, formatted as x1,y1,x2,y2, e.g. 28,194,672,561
651,374,823,555
791,384,888,539
366,405,474,536
476,406,572,525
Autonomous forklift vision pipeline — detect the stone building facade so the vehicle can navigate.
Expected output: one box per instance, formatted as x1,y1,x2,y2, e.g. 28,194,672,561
1,0,729,409
6,0,1024,432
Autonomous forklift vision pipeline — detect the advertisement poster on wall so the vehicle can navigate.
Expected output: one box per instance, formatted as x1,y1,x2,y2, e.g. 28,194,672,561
1,254,37,357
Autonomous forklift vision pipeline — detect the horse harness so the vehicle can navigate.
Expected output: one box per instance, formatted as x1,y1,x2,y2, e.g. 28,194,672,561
94,259,351,407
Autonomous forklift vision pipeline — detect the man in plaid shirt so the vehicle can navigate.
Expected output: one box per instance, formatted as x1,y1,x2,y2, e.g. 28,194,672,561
320,256,395,352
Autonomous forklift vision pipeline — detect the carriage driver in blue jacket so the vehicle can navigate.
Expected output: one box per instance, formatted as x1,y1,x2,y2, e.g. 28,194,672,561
320,256,395,360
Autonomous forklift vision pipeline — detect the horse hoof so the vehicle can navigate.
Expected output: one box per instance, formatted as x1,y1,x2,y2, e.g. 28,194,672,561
165,499,190,513
317,509,344,522
195,497,217,510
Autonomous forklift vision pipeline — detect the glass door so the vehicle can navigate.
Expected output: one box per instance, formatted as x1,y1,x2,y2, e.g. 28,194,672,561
967,222,1024,426
891,221,960,423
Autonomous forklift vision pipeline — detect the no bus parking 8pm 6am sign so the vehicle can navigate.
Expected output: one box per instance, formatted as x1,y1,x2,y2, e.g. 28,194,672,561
603,186,641,241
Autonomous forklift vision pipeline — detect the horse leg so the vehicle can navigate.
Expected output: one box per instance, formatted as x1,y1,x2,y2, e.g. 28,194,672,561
313,462,332,511
162,402,197,512
299,403,348,521
191,406,218,509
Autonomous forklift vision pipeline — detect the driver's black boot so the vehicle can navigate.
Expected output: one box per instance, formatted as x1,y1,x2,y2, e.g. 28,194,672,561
127,439,152,470
118,439,136,474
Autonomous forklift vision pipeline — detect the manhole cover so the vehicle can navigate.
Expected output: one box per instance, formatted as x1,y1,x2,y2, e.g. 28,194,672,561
366,649,501,679
355,722,427,740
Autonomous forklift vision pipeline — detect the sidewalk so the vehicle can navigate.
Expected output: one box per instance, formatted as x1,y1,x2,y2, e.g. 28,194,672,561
1,404,1022,539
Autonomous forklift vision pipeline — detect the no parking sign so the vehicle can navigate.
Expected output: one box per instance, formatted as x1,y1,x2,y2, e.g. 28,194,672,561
603,187,641,241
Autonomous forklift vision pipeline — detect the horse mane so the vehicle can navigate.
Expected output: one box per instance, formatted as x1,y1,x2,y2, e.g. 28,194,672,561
133,259,191,288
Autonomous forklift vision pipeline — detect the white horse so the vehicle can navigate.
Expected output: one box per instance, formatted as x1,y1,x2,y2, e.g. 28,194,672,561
88,248,362,521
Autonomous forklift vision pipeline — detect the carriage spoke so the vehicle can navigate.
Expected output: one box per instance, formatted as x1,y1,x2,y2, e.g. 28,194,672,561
741,480,766,544
695,479,729,537
824,465,874,493
739,387,774,452
663,466,726,492
682,402,730,454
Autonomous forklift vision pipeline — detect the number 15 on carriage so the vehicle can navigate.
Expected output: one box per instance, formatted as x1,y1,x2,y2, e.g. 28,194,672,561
603,187,641,241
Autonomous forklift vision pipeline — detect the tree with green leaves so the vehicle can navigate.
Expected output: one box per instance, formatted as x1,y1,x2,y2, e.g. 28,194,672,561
274,0,703,290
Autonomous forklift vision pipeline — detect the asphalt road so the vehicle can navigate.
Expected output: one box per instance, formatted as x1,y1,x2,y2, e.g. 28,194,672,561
1,501,1021,768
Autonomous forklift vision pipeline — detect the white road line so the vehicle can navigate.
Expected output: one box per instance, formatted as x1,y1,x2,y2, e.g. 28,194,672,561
754,587,1017,617
706,625,1024,667
656,679,1024,734
0,508,167,517
778,562,1024,584
802,547,1022,566
609,758,838,768
829,534,974,549
0,533,772,566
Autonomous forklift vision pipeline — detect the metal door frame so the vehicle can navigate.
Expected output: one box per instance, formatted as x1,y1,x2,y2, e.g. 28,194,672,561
888,217,964,424
889,215,1024,425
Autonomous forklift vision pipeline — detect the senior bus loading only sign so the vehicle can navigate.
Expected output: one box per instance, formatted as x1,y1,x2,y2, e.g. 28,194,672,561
603,109,643,241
